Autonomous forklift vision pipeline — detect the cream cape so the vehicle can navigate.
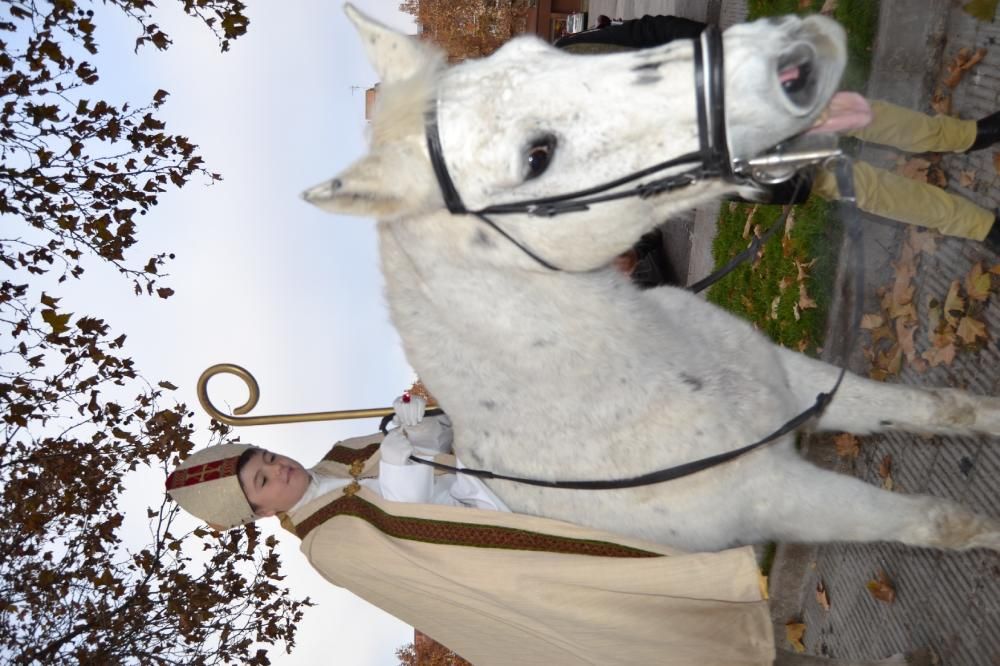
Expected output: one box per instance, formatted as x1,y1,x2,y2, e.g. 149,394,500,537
286,435,775,665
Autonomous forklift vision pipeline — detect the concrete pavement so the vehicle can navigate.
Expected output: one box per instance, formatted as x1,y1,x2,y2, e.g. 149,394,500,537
583,0,1000,662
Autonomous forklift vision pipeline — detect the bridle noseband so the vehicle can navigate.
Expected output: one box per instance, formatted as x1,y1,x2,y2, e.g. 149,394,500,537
425,27,736,224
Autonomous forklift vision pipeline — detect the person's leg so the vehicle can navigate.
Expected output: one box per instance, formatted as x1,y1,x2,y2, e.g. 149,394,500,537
848,100,977,153
813,160,994,240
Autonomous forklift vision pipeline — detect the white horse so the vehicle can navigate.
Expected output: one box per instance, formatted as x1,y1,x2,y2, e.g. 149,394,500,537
307,7,1000,558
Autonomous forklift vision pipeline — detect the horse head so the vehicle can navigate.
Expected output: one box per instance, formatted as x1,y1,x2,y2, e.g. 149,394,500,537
306,5,850,271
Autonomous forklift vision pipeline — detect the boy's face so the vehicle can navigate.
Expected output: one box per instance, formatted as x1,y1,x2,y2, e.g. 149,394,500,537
238,449,310,516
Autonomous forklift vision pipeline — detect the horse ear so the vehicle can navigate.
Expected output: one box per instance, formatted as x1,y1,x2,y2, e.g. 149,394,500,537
301,153,410,219
344,3,434,84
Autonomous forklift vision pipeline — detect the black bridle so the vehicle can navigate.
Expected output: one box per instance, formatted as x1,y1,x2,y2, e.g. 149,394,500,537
408,26,863,490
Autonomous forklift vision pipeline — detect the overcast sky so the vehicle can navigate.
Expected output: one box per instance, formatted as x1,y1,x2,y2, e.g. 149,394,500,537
69,2,423,664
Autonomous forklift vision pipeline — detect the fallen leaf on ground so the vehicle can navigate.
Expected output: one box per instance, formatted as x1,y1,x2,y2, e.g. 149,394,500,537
897,156,932,182
866,570,896,604
944,280,965,327
908,227,939,255
742,204,758,239
785,622,807,653
799,283,817,310
878,454,892,479
923,342,957,367
770,295,781,320
834,433,860,459
820,0,838,15
966,262,991,301
959,169,977,189
779,275,795,293
816,581,831,611
956,316,988,345
963,0,998,23
860,313,884,329
930,89,952,115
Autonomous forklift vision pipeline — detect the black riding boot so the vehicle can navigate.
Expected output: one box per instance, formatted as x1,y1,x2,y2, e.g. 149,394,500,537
968,110,1000,152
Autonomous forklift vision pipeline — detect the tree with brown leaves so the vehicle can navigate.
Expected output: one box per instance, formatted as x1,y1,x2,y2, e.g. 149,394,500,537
1,1,309,663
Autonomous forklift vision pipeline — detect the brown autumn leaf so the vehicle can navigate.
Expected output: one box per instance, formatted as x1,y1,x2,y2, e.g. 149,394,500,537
786,622,807,653
990,263,1000,275
875,343,903,378
944,280,965,327
923,342,957,367
784,206,797,238
861,313,884,329
770,295,781,320
927,164,948,188
742,204,758,240
959,169,977,189
897,156,932,183
956,316,988,345
779,275,795,293
799,283,818,310
930,89,952,115
820,0,839,15
816,581,831,611
966,262,991,301
833,433,860,459
907,227,938,255
878,453,892,479
866,570,896,604
795,257,818,282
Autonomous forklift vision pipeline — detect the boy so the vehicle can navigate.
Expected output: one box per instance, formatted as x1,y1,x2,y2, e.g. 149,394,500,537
166,395,775,665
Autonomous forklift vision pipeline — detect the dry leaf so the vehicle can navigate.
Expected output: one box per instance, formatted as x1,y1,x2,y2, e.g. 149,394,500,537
742,204,758,239
816,581,831,611
923,342,957,367
897,156,932,182
944,280,965,327
959,169,977,189
784,207,797,238
798,283,817,310
834,433,860,459
907,227,938,255
990,264,1000,275
779,275,795,293
876,344,903,377
878,453,892,479
785,622,807,653
930,89,952,115
963,0,1000,22
866,570,896,604
966,262,991,301
770,295,781,320
860,313,884,329
896,317,920,364
820,0,839,14
795,257,818,282
956,316,988,345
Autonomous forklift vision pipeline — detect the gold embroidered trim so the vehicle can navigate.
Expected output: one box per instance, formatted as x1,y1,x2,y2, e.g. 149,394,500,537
296,494,662,559
324,442,381,466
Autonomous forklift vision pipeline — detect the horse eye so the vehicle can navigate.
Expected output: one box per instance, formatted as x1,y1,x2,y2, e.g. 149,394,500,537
525,136,557,180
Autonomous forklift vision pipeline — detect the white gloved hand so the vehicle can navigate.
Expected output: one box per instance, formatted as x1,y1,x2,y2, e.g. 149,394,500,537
392,393,427,427
379,429,414,466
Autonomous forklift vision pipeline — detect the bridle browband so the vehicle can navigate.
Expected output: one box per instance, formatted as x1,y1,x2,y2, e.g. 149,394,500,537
412,26,864,491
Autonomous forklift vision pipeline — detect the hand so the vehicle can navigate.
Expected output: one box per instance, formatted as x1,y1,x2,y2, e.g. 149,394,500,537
392,393,427,427
379,429,414,466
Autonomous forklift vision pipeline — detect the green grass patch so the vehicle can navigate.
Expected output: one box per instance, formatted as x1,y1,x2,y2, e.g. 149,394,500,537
707,2,880,352
708,197,842,355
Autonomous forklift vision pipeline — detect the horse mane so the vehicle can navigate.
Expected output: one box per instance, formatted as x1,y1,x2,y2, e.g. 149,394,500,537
368,42,445,147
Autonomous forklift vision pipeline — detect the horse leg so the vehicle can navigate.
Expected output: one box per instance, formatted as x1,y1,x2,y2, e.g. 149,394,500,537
774,648,931,666
745,455,1000,551
773,346,1000,436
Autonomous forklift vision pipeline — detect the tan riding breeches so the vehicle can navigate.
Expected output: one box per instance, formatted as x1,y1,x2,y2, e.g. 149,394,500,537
811,100,991,240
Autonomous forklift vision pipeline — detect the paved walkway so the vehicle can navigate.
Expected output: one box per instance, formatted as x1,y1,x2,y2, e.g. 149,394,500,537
586,1,1000,662
763,3,1000,664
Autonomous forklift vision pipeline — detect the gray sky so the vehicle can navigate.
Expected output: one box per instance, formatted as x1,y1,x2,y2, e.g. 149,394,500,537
69,2,422,663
